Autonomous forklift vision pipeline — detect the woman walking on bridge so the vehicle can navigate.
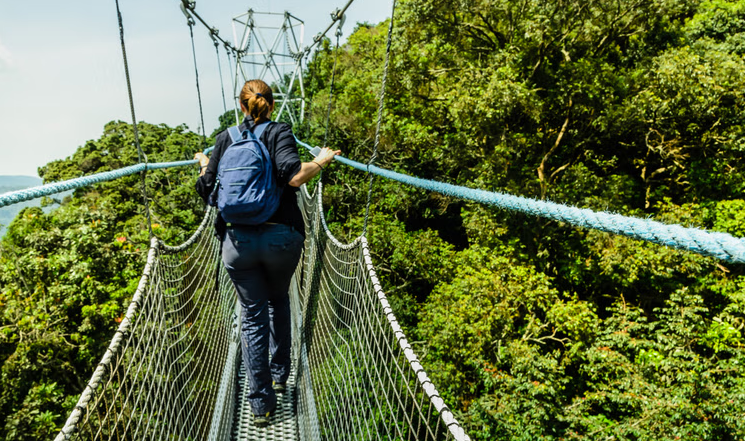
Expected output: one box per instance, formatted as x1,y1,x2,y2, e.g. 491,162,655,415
194,79,340,426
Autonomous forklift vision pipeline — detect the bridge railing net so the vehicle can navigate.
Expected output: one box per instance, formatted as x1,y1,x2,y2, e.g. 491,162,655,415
55,209,240,441
293,183,470,441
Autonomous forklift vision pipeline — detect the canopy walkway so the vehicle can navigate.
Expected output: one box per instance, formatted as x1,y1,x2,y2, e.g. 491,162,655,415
2,125,744,441
2,1,745,440
49,183,468,441
1,118,743,441
0,141,738,441
0,85,742,441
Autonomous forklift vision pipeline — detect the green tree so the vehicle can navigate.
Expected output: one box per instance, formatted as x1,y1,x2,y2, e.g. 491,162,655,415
0,120,205,440
302,0,745,438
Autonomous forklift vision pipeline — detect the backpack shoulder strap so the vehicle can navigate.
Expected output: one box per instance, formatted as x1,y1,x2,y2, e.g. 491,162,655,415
251,121,274,141
227,126,241,143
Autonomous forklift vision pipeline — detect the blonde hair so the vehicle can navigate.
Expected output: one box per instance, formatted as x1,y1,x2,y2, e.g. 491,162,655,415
240,79,274,124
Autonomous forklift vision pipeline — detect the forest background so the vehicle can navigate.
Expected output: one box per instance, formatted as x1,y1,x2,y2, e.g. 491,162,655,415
1,0,745,439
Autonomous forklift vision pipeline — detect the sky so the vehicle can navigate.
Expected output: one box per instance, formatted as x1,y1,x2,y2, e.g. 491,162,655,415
0,0,392,177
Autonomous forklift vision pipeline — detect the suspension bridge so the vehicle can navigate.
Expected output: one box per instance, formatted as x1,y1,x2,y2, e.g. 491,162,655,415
1,1,745,440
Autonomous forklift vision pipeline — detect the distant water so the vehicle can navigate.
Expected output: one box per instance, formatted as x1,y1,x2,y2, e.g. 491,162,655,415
0,175,47,236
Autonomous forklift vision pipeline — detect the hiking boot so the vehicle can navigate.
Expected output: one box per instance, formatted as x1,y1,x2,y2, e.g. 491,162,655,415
254,410,273,427
273,381,287,394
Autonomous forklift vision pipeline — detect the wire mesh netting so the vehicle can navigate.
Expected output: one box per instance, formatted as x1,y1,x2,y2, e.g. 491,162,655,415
294,183,470,441
55,210,241,441
56,182,470,440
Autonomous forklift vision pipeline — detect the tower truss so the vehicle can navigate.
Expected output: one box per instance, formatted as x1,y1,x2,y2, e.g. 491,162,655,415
232,10,306,125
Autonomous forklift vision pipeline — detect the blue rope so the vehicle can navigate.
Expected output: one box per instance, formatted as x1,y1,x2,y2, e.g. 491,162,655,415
4,136,743,264
0,146,214,209
295,137,745,264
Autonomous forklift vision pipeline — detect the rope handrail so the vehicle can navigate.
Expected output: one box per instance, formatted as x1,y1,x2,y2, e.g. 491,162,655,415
295,138,745,264
54,208,241,440
359,234,469,440
295,182,471,440
5,135,744,263
54,237,160,441
5,134,744,263
0,147,214,209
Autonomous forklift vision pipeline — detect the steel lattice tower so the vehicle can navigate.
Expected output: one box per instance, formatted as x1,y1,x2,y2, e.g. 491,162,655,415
232,10,306,125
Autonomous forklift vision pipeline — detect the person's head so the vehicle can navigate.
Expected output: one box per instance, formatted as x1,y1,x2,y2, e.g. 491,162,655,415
239,79,274,123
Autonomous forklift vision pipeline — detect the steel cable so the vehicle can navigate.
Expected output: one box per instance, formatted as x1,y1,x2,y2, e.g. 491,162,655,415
114,0,153,239
213,34,228,113
363,0,397,237
183,10,208,151
323,31,342,149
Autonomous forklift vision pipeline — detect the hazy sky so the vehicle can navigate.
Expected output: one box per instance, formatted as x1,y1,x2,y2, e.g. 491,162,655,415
0,0,392,177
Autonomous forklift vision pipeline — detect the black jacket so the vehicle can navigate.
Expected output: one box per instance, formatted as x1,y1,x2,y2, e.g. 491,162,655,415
196,116,304,238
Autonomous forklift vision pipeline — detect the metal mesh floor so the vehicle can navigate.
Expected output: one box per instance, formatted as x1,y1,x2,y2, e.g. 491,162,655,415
233,360,299,441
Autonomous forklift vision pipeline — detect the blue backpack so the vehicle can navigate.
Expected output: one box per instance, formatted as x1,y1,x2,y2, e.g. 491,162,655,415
216,122,281,225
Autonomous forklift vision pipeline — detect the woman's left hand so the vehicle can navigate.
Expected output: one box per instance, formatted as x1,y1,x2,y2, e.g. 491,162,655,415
194,152,209,166
194,152,209,176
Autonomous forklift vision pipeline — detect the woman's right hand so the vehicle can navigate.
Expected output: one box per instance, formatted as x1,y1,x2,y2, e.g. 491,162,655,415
288,147,343,187
314,147,342,168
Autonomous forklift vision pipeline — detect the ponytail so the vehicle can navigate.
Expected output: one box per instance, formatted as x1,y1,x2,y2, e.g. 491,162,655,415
240,80,274,123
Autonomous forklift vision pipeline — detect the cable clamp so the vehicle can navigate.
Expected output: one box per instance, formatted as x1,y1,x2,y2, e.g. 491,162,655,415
179,3,195,25
336,12,346,37
210,28,220,45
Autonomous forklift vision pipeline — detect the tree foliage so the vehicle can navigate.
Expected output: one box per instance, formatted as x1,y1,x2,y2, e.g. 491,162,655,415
302,0,745,438
0,121,204,440
2,0,745,439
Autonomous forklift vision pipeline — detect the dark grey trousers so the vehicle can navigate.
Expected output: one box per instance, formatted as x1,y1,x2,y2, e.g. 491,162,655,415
221,223,304,415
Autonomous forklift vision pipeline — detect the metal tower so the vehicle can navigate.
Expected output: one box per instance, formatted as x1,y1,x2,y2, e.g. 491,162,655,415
231,10,306,125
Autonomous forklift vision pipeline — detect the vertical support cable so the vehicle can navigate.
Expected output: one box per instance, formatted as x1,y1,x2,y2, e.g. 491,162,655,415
114,0,153,239
363,0,397,237
304,51,319,122
228,47,241,125
212,32,228,114
187,17,208,150
323,31,342,148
